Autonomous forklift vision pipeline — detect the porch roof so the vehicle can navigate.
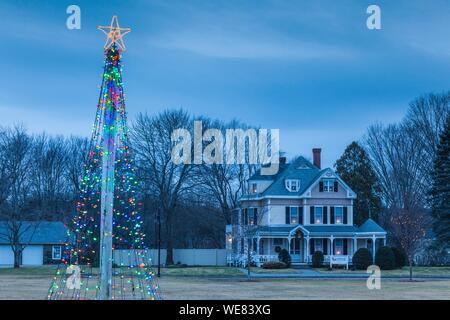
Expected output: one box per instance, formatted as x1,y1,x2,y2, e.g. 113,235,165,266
255,223,385,238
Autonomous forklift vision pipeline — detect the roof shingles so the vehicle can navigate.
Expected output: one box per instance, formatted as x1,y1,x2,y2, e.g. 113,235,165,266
0,221,68,245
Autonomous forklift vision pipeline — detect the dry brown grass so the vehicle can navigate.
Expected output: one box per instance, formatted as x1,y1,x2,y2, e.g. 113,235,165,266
1,274,449,300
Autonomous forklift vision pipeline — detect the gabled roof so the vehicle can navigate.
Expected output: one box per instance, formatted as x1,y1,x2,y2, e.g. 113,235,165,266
0,221,68,245
357,218,386,233
248,157,323,197
244,156,356,199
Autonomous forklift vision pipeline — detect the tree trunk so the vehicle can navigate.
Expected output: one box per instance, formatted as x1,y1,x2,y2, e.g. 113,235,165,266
164,209,174,265
166,238,174,265
13,248,21,269
409,258,413,281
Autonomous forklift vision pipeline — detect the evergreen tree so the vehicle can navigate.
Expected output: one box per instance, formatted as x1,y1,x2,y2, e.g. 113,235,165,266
335,141,382,226
430,114,450,247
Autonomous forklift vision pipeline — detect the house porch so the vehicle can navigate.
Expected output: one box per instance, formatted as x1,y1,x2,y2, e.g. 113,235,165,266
240,234,386,267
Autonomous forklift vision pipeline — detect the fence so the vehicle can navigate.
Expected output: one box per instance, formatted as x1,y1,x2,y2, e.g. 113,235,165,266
113,249,227,266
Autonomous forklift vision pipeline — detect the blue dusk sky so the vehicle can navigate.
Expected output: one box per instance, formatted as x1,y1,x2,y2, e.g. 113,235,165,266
1,0,450,168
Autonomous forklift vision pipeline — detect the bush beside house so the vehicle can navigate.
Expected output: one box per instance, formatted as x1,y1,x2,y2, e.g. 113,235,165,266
278,249,291,267
375,246,396,270
352,248,373,270
312,251,324,268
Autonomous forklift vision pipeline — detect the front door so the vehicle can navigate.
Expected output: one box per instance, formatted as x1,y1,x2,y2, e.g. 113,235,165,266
290,238,302,263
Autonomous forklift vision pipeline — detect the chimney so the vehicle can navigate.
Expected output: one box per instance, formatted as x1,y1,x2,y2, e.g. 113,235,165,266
279,156,287,165
312,148,321,169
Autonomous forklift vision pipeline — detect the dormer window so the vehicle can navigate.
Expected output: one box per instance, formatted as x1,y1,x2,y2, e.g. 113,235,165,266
320,179,338,192
285,179,300,192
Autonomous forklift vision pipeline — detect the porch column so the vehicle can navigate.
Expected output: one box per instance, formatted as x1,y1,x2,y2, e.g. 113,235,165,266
382,238,386,246
256,237,260,255
330,235,334,256
305,237,310,263
372,235,376,261
287,236,292,254
353,237,357,255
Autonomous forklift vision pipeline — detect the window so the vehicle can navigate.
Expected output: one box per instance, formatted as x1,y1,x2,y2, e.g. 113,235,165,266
251,183,257,193
285,179,300,192
247,208,257,225
52,246,62,260
323,179,335,192
335,207,343,224
334,239,343,255
273,238,283,246
314,207,323,224
314,240,323,253
290,206,299,224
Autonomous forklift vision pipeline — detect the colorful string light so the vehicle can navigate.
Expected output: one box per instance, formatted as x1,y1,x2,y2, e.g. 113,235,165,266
48,44,160,300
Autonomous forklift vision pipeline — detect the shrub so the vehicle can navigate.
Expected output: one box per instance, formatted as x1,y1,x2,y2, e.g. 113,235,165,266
312,251,324,268
274,246,282,253
278,249,292,267
375,246,396,270
391,247,407,268
262,261,287,269
352,248,373,270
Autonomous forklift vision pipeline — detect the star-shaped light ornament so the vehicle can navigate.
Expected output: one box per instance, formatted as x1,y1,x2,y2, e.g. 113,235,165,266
98,16,131,50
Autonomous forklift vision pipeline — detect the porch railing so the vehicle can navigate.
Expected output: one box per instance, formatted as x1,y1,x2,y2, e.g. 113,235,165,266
227,254,279,267
228,253,354,267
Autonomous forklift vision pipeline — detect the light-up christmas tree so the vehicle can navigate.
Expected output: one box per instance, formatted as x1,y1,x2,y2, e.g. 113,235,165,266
48,16,160,300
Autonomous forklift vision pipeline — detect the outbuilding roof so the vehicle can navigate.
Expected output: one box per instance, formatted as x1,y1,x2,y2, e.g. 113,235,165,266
0,221,68,245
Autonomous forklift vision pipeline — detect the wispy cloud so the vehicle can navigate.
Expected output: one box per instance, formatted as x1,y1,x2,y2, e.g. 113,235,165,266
144,1,358,60
149,30,358,60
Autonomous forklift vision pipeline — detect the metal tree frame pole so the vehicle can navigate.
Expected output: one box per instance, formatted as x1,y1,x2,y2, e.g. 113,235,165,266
99,90,118,300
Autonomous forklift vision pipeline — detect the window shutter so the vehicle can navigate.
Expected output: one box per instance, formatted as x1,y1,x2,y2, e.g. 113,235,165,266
310,206,315,224
343,239,348,255
332,240,335,255
285,207,290,224
343,207,348,224
323,239,328,255
299,206,303,225
310,239,315,254
244,208,248,225
323,206,328,224
319,181,324,192
334,181,338,192
330,206,335,224
254,208,258,224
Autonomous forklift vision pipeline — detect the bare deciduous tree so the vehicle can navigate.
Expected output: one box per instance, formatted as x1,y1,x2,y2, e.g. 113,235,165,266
0,126,41,268
199,119,256,225
390,208,429,280
30,134,69,219
131,110,199,265
404,92,450,187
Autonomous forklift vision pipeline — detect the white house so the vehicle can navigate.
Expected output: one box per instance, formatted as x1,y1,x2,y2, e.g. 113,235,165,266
226,149,387,267
0,221,68,266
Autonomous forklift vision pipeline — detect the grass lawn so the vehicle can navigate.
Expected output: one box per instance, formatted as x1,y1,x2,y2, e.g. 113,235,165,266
316,266,450,277
0,265,58,276
1,269,449,299
0,265,243,277
249,267,300,274
159,266,243,277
